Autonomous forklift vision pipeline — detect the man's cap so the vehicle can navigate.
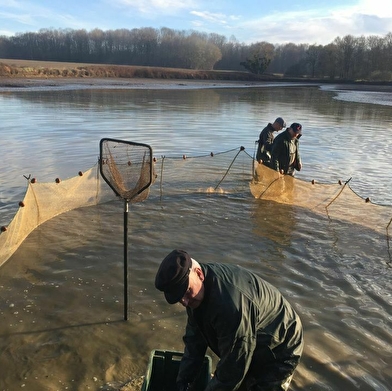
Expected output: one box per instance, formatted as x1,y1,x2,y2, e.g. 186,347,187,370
290,123,302,134
275,117,286,127
155,249,192,304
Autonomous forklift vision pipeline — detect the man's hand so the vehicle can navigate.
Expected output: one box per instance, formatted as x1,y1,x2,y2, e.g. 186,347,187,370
177,381,190,391
177,381,198,391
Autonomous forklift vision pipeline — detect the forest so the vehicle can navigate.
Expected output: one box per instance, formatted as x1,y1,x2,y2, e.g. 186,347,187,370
1,27,392,81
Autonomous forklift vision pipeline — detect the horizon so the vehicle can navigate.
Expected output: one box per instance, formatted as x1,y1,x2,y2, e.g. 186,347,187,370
1,0,392,46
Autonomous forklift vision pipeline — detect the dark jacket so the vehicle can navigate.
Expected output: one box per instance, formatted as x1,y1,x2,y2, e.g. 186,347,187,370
256,123,275,163
270,129,301,175
176,263,303,391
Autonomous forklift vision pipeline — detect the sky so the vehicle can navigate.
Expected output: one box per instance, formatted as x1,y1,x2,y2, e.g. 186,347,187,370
1,0,392,45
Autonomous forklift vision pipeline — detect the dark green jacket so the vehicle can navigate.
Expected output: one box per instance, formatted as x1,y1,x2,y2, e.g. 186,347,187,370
177,263,303,391
270,130,301,174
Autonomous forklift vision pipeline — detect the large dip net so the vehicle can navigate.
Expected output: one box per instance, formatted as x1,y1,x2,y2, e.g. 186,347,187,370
99,138,154,203
99,138,154,320
1,146,391,268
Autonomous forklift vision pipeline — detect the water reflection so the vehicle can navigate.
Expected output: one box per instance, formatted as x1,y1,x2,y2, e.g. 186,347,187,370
251,199,297,247
0,83,391,390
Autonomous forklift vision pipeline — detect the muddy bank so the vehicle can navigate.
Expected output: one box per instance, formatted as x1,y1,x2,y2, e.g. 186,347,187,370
0,76,264,90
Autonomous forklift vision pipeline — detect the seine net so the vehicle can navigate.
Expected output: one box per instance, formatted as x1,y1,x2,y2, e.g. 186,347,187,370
250,163,392,236
0,166,114,268
0,146,391,268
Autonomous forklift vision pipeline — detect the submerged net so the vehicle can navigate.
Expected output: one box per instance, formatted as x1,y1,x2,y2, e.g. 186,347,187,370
0,166,115,268
1,146,391,268
250,163,392,236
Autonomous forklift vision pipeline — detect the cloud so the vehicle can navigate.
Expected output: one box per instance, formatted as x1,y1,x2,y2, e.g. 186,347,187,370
351,14,392,35
109,0,196,15
0,0,24,9
191,10,240,24
0,29,17,36
0,0,88,33
356,0,392,18
191,11,238,27
237,2,392,45
0,10,34,27
1,0,391,44
237,9,330,44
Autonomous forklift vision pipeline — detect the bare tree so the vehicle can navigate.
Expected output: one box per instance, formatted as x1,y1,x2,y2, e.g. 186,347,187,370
306,45,323,77
1,27,392,80
334,35,358,79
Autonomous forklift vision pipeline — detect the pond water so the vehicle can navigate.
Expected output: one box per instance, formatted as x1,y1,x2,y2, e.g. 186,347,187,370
0,81,391,391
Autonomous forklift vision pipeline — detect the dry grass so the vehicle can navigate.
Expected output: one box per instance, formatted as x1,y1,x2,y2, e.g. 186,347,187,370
3,58,390,88
0,58,271,82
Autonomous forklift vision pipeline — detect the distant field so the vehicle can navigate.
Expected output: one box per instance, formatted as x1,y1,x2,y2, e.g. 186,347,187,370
0,58,97,69
4,58,389,87
0,58,267,81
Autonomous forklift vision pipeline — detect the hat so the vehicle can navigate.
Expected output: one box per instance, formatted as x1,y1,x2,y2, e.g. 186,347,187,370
275,117,286,127
155,249,192,304
290,123,302,134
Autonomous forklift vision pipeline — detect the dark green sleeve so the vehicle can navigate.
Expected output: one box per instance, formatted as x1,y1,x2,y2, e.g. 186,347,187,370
204,298,257,391
262,131,274,152
177,315,208,386
271,137,283,171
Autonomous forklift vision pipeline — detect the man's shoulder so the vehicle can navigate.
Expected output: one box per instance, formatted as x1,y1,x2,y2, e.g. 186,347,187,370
261,123,274,133
203,262,241,272
203,263,256,282
274,129,289,141
273,131,284,142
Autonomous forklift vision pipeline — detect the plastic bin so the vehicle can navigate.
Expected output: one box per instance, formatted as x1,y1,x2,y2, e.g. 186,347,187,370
141,349,212,391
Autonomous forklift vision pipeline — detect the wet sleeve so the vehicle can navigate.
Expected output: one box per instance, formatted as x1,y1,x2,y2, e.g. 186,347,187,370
176,316,208,386
204,299,257,391
263,132,274,152
271,139,282,171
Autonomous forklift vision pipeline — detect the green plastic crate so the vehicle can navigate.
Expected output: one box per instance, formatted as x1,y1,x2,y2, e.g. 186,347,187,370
141,349,212,391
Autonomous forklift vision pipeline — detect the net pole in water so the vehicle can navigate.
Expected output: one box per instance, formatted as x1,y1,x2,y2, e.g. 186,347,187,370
99,138,153,321
124,200,129,320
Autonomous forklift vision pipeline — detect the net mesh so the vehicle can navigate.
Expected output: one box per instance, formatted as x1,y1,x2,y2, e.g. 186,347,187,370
0,166,115,268
100,139,154,202
250,163,392,236
1,146,391,268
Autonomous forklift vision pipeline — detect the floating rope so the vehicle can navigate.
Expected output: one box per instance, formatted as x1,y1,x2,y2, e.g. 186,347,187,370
325,177,352,209
214,146,245,190
387,217,392,267
159,155,166,202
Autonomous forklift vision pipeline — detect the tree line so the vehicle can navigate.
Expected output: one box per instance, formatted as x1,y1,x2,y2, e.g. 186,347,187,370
1,27,392,81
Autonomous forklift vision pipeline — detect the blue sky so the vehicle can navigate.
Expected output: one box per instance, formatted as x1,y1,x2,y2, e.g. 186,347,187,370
1,0,391,45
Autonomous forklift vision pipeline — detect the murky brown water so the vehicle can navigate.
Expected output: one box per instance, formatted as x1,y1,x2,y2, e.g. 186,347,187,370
0,82,391,391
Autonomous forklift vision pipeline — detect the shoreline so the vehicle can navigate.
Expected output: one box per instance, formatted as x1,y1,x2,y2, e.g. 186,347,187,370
2,59,392,92
1,76,392,93
0,76,267,89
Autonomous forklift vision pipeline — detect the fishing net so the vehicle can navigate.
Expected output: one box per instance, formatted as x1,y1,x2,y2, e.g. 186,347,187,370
0,166,114,268
250,163,392,235
0,146,391,268
99,138,154,202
